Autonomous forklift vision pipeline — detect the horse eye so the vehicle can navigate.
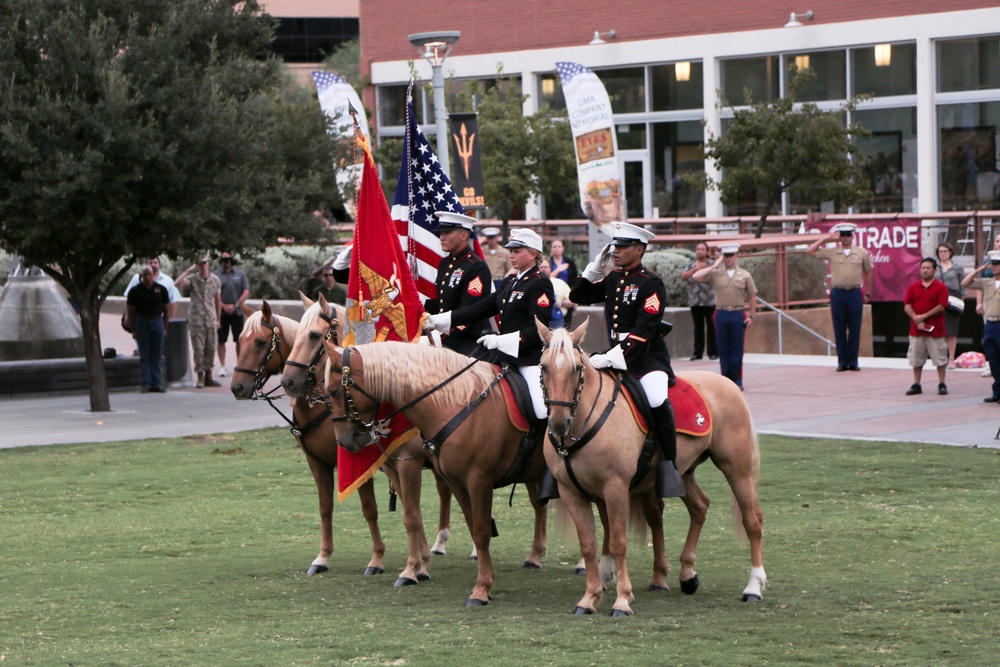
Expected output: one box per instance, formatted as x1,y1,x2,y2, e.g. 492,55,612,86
309,331,321,340
255,339,266,348
539,365,548,374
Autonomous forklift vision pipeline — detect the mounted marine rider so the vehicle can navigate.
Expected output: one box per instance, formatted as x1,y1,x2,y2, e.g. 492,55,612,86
568,221,685,498
422,212,494,356
425,227,554,420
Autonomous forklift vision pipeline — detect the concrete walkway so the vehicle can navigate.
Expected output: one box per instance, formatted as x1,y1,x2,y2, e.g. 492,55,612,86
2,311,998,449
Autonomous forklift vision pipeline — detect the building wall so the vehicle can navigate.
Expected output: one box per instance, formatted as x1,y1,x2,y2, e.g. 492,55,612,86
262,0,358,17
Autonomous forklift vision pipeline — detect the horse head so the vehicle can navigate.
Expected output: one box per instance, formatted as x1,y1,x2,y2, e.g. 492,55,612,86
281,292,339,398
322,338,382,452
537,317,590,438
231,300,297,399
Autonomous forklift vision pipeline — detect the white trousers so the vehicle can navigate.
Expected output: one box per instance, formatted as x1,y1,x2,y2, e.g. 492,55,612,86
517,365,548,420
640,370,669,408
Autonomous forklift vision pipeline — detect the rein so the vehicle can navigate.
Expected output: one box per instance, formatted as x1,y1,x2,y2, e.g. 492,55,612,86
234,316,284,395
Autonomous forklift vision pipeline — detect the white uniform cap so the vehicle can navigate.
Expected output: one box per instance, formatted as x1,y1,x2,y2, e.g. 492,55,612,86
504,228,544,253
435,211,476,231
481,226,501,237
988,251,1000,263
831,222,858,235
719,243,741,255
602,221,655,246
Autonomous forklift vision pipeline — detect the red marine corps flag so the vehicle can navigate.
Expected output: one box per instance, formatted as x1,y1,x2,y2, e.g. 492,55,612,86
335,130,423,501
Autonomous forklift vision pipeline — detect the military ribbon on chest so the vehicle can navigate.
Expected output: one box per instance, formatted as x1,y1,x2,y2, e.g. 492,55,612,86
448,268,464,288
623,284,639,303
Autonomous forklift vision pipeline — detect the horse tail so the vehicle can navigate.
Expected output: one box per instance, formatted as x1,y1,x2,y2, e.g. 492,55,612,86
730,414,761,545
627,497,648,547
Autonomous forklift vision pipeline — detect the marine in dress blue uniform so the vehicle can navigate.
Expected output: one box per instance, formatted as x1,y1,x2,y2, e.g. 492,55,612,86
569,221,685,498
423,212,493,356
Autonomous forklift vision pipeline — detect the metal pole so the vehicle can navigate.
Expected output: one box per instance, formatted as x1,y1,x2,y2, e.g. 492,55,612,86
431,62,450,180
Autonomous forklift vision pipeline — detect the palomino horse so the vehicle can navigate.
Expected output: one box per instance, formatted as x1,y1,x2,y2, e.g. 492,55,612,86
230,299,452,584
318,337,551,606
537,319,765,616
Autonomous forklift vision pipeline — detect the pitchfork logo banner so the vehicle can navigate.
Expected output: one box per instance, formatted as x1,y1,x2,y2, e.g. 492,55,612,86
556,62,622,226
803,219,922,301
449,112,486,210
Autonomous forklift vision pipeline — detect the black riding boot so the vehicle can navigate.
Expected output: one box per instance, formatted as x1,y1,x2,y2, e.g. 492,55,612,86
651,400,685,498
537,466,560,505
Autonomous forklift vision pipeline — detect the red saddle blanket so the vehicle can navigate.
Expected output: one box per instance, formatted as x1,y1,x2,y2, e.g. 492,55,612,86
498,372,531,433
336,406,418,502
621,376,712,438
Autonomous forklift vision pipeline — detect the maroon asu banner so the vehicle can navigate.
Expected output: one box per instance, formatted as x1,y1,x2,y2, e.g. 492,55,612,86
804,218,922,301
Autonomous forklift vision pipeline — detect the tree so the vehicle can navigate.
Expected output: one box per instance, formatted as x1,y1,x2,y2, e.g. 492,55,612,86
0,0,338,411
694,66,871,238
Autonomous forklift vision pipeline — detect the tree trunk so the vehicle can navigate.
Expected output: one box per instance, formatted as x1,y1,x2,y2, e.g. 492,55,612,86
753,192,782,238
78,295,111,412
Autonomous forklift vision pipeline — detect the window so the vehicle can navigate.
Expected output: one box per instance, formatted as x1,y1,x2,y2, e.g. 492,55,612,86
598,67,646,114
790,50,846,102
537,73,565,111
721,56,779,105
851,43,916,97
378,85,410,127
854,108,918,213
652,121,705,217
650,62,703,111
938,102,1000,211
938,37,1000,92
270,18,359,64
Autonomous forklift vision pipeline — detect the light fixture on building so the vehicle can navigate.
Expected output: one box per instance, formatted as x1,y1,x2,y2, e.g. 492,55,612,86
675,61,691,82
874,43,892,67
408,30,461,179
784,10,814,28
794,55,811,71
589,29,616,46
541,76,555,97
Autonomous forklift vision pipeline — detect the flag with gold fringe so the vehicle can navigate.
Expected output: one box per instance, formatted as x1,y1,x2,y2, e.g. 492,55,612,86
335,131,423,501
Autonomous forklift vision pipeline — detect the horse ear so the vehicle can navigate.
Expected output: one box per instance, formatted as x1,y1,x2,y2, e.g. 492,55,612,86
569,317,590,346
535,316,553,345
299,291,314,310
261,300,272,321
317,291,330,313
322,336,343,366
240,301,254,318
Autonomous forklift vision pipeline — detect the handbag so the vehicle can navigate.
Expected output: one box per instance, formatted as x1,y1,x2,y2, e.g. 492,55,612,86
946,295,964,316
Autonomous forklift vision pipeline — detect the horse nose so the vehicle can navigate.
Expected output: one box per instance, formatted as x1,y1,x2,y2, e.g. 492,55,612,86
281,376,297,395
549,416,571,438
231,382,248,400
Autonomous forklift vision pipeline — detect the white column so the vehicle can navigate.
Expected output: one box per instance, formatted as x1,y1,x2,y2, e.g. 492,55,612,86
702,55,724,218
915,36,936,214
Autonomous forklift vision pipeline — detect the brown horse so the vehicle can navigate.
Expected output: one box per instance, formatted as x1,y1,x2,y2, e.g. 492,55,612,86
231,299,452,584
537,319,765,616
318,336,551,606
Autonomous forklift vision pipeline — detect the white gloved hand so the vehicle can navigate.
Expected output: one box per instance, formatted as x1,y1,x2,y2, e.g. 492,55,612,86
425,311,451,333
332,246,352,270
588,353,613,369
588,345,626,370
477,334,500,350
582,244,614,282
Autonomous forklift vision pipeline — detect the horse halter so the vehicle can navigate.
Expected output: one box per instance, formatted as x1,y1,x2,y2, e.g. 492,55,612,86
334,346,383,441
283,309,338,396
540,342,586,449
233,316,284,397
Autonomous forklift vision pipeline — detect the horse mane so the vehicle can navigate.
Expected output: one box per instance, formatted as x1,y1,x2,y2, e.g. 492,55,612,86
546,327,584,370
244,310,301,341
299,301,347,340
353,341,495,408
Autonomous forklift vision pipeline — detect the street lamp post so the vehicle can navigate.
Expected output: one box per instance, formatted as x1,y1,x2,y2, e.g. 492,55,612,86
407,31,461,180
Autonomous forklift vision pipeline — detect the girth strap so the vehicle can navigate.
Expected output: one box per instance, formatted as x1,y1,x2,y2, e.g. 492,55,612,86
426,365,509,454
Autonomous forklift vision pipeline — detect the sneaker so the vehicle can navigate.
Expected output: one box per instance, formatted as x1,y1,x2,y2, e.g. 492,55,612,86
938,383,948,396
905,383,922,396
218,368,227,377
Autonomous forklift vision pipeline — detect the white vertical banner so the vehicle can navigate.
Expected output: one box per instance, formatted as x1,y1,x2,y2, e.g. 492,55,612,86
311,71,370,219
556,62,623,228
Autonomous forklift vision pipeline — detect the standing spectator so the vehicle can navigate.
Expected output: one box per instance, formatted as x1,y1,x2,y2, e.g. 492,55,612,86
961,251,1000,402
312,265,347,306
806,223,873,371
124,256,181,319
481,227,512,288
680,241,718,361
692,243,757,390
213,251,250,377
539,257,574,329
935,242,965,367
124,266,169,393
903,257,949,396
548,239,578,326
175,256,222,388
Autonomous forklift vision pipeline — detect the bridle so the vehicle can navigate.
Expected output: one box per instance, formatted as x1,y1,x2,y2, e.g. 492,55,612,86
233,316,285,398
283,308,338,397
539,341,587,451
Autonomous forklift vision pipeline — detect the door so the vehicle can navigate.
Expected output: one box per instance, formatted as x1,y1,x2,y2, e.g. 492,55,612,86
619,149,651,220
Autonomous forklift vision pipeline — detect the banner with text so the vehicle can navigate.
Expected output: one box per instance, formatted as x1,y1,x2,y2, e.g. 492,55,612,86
449,113,486,210
556,61,622,226
804,218,922,301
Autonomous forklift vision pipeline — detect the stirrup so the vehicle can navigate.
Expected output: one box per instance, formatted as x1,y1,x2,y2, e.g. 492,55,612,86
656,460,686,498
537,467,560,505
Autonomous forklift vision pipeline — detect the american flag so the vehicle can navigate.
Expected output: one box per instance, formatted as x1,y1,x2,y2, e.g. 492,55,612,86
391,86,483,301
556,61,596,97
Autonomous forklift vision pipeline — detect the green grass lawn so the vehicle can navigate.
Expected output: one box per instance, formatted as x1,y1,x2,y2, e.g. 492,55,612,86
1,430,998,666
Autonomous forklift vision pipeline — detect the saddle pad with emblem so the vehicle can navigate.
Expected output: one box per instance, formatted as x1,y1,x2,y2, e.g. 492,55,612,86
620,375,712,438
492,365,531,432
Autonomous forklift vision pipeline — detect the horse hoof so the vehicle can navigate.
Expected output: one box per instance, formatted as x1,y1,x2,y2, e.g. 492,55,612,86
431,550,446,556
573,606,595,615
610,608,633,618
647,584,669,592
742,593,762,603
681,575,700,595
417,573,431,582
466,597,490,607
574,567,586,575
394,577,417,587
521,560,541,570
363,566,384,576
306,564,328,576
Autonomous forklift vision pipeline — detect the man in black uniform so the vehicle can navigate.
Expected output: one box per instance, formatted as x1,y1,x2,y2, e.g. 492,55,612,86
426,228,554,418
423,212,494,355
569,221,684,497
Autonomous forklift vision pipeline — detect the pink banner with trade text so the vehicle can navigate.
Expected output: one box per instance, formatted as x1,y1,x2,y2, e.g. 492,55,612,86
804,219,922,302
